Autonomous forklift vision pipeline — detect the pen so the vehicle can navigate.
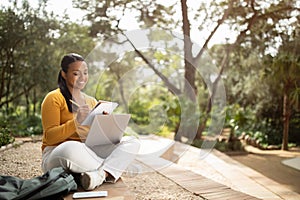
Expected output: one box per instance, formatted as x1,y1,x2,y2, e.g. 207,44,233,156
69,99,80,107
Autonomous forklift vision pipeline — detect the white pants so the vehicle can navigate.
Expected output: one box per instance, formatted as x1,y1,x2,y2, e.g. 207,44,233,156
42,136,140,182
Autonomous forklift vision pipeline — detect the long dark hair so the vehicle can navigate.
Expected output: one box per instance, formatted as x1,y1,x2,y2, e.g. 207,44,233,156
58,53,85,113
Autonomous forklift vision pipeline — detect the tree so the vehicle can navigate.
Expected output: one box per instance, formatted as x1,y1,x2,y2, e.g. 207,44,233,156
0,3,41,113
209,1,300,148
0,1,60,115
73,0,300,143
0,0,95,116
270,36,300,150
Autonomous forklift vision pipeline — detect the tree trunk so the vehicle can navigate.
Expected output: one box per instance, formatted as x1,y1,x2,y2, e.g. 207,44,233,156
173,0,198,142
196,43,231,139
117,75,128,112
181,0,196,100
282,86,290,151
33,88,36,114
24,86,30,117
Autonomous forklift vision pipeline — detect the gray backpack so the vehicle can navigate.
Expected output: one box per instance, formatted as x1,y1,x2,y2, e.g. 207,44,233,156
0,167,77,200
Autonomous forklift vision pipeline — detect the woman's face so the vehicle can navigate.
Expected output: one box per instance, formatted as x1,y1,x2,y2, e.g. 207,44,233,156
62,61,88,91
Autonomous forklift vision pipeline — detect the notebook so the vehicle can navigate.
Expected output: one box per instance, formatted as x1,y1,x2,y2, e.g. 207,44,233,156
85,114,131,146
81,102,119,126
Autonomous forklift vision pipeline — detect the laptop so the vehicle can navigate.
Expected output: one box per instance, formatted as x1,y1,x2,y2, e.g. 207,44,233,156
85,114,131,147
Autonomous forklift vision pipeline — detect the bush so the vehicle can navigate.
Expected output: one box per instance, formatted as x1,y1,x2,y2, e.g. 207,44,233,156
0,114,42,137
191,139,244,152
22,115,43,136
224,104,256,136
0,127,15,146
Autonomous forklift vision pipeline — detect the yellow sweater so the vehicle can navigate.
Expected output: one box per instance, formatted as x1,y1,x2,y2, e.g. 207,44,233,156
41,88,97,151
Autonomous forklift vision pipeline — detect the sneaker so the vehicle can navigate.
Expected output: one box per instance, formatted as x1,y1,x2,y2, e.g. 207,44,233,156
80,168,106,190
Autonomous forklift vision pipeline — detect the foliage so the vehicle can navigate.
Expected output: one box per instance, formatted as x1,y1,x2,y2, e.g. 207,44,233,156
0,1,95,115
290,112,300,144
127,83,175,137
191,139,244,152
224,103,287,146
0,108,42,137
224,104,255,135
0,127,15,147
0,0,299,148
72,0,300,144
0,1,59,113
0,0,95,142
211,29,300,147
73,0,176,37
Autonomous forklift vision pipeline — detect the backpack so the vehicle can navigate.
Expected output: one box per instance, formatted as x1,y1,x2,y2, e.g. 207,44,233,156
0,167,77,200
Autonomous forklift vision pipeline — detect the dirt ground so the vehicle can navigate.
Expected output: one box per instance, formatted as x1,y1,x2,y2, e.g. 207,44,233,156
228,146,300,194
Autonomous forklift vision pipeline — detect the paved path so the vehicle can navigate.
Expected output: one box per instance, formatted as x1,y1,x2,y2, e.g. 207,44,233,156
230,145,300,194
137,135,300,200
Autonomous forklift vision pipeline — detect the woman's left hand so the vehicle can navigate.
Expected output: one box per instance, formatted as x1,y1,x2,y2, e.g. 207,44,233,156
102,111,109,115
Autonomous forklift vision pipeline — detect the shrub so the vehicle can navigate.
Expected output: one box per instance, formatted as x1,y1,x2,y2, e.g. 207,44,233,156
191,139,244,152
0,127,15,146
0,114,42,137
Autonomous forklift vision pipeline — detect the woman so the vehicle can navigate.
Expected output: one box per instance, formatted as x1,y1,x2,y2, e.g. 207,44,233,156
41,53,140,190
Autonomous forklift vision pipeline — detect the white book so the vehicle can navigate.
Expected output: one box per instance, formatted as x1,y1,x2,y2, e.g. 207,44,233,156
73,191,108,198
81,101,119,126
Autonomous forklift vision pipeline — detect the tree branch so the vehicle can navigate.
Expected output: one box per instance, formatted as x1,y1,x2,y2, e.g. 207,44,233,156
234,3,295,47
194,0,233,63
0,84,36,108
121,31,181,95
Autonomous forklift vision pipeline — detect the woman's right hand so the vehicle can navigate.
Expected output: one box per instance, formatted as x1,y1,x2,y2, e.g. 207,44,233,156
76,104,90,124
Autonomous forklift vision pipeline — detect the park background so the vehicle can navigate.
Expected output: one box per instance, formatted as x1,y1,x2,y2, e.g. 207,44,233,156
0,0,299,152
